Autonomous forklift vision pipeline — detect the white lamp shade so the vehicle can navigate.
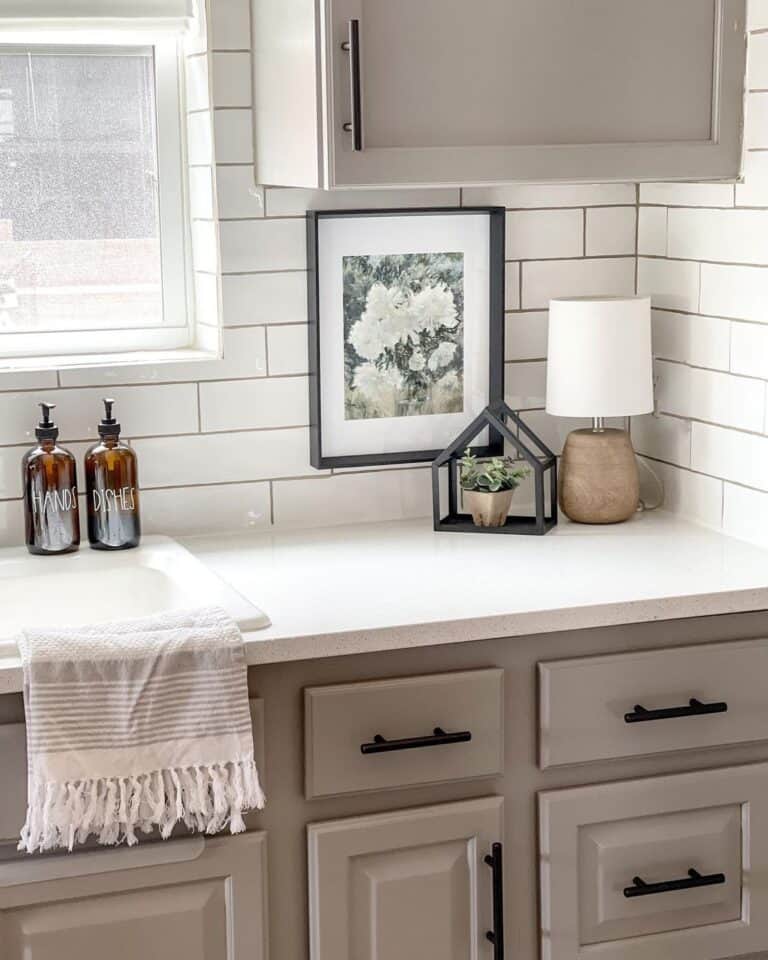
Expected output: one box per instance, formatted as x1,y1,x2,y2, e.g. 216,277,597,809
545,296,654,418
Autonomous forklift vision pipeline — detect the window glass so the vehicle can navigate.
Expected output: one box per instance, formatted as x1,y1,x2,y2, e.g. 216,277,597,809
0,48,164,334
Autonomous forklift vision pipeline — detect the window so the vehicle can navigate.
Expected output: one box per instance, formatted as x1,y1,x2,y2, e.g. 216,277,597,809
0,1,201,368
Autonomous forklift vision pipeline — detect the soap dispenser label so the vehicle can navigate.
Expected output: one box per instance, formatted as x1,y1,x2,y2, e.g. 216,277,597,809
92,486,137,512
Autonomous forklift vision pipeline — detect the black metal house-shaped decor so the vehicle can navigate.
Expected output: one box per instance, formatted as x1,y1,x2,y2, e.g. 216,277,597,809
432,400,558,535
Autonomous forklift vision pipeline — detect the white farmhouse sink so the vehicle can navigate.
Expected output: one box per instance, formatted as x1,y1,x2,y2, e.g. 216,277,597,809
0,536,270,678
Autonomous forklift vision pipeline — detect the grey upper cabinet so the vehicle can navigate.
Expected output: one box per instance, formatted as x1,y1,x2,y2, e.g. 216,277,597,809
252,0,747,188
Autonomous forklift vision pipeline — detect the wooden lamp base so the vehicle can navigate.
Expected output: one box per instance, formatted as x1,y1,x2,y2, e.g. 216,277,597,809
559,428,639,524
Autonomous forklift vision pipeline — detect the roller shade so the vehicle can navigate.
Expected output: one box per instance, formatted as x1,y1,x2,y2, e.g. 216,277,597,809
0,0,196,34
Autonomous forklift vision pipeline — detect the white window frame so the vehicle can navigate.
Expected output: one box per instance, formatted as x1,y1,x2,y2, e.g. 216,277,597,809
0,34,204,371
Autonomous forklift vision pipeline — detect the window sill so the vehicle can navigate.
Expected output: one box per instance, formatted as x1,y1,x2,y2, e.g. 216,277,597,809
0,346,221,374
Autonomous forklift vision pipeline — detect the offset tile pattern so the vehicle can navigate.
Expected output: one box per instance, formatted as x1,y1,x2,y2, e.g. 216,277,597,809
1,2,766,548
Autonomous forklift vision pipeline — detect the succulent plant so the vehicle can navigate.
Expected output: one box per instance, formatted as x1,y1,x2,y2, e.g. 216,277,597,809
459,448,529,493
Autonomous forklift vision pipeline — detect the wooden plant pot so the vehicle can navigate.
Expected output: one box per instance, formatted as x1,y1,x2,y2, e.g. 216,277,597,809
462,488,515,528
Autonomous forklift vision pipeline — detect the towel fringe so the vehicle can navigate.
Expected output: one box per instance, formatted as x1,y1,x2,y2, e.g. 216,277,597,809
18,760,265,854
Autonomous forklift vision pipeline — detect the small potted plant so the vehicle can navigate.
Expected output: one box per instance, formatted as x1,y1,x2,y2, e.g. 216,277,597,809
459,448,529,528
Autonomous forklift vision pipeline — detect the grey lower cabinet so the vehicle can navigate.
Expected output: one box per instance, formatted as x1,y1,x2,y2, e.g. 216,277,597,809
0,833,268,960
307,796,503,960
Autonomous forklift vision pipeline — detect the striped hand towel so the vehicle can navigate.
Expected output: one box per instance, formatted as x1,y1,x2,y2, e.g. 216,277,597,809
17,606,265,853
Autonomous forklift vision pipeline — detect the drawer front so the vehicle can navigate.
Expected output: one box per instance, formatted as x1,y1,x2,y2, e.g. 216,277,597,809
540,637,768,768
0,699,266,845
540,762,768,960
304,669,504,799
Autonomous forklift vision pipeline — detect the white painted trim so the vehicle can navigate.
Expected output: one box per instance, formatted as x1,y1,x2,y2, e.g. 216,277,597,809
0,37,202,365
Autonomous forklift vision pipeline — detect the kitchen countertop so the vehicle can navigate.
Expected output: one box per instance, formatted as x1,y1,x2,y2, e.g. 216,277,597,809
1,511,768,695
187,510,768,664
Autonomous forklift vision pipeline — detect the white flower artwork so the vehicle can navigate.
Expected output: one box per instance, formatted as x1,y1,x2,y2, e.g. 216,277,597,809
343,252,464,420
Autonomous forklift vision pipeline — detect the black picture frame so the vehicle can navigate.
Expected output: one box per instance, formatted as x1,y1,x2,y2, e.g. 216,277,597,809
307,206,506,469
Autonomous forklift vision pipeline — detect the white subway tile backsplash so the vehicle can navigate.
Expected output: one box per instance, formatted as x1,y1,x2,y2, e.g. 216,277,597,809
187,110,215,165
504,361,546,410
637,257,700,312
735,150,768,207
189,166,215,220
267,325,309,376
59,327,267,387
637,458,723,530
191,219,219,273
749,32,768,89
0,385,198,446
200,376,308,432
731,321,768,379
220,219,306,272
699,263,768,321
135,427,315,488
651,311,730,371
749,0,768,29
585,207,636,256
667,208,768,264
745,92,768,147
211,53,252,107
216,165,264,219
272,468,431,528
185,54,211,113
0,371,58,391
639,182,734,207
0,501,23,548
505,312,548,361
462,183,635,208
141,482,271,536
654,360,765,433
505,209,582,260
265,187,460,217
210,0,250,49
505,262,520,310
518,411,622,456
692,422,768,491
521,257,635,309
723,483,768,547
632,413,692,468
222,272,307,325
638,207,668,256
213,109,254,162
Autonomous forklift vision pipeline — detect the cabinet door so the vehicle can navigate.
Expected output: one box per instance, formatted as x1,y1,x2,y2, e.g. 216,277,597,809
308,796,503,960
326,0,745,187
0,833,268,960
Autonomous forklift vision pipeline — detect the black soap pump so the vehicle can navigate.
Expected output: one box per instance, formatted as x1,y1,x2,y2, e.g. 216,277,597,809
22,402,81,555
85,399,141,550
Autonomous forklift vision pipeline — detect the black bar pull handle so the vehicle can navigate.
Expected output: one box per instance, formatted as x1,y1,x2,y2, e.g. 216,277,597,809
340,19,363,150
624,867,726,898
624,697,728,724
485,842,504,959
360,727,471,755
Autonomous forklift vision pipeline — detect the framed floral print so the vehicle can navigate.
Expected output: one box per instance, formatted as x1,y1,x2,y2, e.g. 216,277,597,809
307,207,505,468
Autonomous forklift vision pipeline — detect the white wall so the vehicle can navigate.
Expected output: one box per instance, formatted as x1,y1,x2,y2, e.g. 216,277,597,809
633,8,768,545
0,0,640,546
2,2,766,549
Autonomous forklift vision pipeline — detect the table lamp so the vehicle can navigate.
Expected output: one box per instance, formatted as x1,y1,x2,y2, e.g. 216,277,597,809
545,295,654,523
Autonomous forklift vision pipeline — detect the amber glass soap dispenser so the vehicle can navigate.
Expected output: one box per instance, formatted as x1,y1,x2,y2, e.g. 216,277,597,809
23,402,80,555
85,399,141,550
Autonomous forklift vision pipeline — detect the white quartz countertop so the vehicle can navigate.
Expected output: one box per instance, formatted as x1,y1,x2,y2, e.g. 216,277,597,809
185,511,768,665
2,511,768,695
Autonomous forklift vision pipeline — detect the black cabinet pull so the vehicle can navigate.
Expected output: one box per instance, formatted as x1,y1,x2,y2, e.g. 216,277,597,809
485,842,504,959
360,727,471,755
624,867,726,899
624,698,728,724
340,19,363,150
